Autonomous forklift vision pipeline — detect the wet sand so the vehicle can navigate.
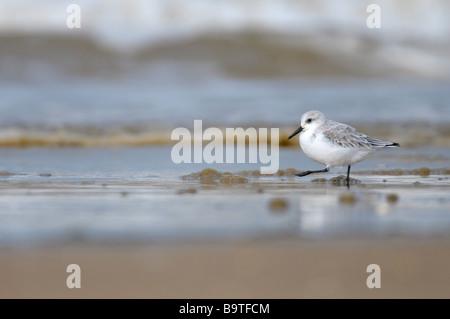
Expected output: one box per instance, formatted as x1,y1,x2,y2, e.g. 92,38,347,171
0,145,448,299
2,238,450,298
0,168,449,299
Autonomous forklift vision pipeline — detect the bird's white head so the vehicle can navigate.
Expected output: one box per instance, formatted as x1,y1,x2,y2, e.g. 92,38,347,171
301,110,326,130
288,110,326,140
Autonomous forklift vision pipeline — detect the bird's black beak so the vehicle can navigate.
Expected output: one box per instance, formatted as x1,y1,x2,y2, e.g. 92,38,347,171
288,126,303,140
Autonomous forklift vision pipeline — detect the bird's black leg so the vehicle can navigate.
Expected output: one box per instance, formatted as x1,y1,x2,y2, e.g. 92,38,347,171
346,165,351,189
295,167,329,177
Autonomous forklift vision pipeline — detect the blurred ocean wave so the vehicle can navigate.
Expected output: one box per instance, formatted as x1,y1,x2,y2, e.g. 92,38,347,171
0,121,449,148
2,0,449,44
0,0,449,81
0,0,449,141
3,32,449,81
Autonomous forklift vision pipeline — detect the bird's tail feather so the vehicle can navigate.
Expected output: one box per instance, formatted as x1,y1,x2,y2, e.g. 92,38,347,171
366,137,400,148
385,142,400,147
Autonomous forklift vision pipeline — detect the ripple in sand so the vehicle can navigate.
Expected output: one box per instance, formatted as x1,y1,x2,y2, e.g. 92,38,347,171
339,193,356,204
39,173,52,177
176,188,197,195
386,193,399,203
311,176,361,186
182,168,249,185
0,170,16,176
268,198,289,212
354,167,449,176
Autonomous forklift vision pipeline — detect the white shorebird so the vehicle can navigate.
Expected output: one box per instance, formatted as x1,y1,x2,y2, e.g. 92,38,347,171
288,110,399,185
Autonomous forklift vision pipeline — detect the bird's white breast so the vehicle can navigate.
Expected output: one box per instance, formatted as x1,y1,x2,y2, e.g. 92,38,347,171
299,130,374,167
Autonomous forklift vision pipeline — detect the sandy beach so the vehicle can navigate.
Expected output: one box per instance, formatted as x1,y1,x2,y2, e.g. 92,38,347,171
2,238,450,299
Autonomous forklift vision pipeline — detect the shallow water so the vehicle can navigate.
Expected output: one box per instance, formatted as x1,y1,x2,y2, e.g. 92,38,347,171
1,79,449,148
0,146,448,246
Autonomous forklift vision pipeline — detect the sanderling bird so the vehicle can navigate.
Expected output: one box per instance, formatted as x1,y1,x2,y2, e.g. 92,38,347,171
288,110,399,185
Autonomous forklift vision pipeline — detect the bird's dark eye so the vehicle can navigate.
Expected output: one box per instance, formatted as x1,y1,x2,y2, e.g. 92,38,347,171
307,118,312,123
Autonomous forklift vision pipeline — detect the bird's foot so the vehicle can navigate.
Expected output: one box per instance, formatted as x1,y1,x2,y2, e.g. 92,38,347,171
295,171,312,177
295,167,329,177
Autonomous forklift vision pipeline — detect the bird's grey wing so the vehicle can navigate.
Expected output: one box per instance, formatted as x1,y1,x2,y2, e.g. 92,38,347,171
321,122,372,149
